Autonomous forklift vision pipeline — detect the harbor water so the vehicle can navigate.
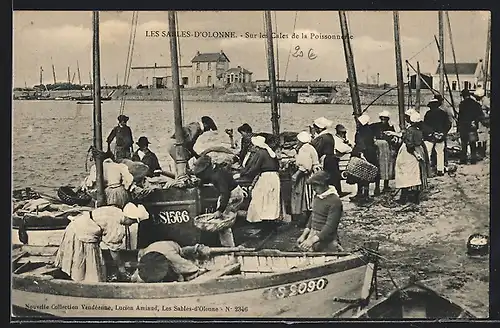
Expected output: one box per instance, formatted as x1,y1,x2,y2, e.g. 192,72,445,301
12,100,399,194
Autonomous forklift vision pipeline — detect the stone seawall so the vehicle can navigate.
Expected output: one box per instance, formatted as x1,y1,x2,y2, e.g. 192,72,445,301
13,86,464,106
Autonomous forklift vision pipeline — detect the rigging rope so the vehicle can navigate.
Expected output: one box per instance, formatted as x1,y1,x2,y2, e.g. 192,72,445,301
119,11,139,116
283,11,298,81
407,39,434,62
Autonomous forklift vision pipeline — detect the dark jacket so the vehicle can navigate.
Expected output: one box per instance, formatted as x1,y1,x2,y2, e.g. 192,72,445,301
370,122,395,140
424,108,452,135
240,148,279,180
201,166,239,212
131,149,161,177
352,124,377,165
311,132,335,158
238,134,254,165
458,98,484,132
107,125,133,148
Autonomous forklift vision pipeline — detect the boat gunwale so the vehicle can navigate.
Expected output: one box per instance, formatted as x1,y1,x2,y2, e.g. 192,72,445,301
352,281,481,319
13,252,371,299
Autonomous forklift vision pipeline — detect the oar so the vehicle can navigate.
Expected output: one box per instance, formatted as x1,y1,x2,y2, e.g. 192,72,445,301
209,247,256,254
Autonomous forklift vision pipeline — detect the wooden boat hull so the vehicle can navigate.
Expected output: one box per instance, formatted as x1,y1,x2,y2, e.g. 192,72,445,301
12,246,378,318
334,282,480,319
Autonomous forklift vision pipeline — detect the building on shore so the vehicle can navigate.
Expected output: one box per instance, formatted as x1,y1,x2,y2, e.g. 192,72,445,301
432,60,488,91
130,51,252,89
409,73,433,90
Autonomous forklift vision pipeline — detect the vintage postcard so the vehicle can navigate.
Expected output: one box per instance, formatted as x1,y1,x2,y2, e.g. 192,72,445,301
11,10,490,320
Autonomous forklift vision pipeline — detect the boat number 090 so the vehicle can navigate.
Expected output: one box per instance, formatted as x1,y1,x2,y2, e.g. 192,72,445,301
157,210,190,224
273,278,328,299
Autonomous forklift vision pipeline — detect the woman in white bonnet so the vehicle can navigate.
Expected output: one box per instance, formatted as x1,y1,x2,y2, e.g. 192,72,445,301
290,131,321,227
235,135,281,236
54,202,149,282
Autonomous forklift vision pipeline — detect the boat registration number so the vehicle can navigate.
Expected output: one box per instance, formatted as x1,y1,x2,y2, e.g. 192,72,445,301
263,278,328,300
156,210,191,224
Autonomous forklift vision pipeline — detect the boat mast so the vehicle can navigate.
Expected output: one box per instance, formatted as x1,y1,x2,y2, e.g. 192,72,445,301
168,11,187,176
393,11,405,129
483,12,491,92
39,66,43,86
92,11,106,207
264,11,280,136
51,59,57,85
415,61,421,111
67,66,71,85
438,11,445,95
77,60,82,85
339,11,362,120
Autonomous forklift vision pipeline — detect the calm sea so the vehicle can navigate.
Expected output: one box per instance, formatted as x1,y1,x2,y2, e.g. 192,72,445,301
12,100,400,195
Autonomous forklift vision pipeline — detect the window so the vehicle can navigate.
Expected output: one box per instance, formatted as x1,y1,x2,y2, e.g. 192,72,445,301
452,81,457,91
208,62,211,70
196,63,200,70
196,76,200,84
207,76,212,86
230,74,234,83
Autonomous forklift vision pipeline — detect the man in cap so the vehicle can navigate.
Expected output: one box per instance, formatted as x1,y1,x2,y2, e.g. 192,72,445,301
311,117,346,197
296,171,344,252
192,155,246,247
423,98,452,176
458,89,484,164
107,115,134,161
131,136,162,177
130,241,211,283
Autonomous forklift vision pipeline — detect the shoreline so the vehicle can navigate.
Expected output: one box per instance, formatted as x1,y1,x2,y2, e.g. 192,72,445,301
13,85,465,107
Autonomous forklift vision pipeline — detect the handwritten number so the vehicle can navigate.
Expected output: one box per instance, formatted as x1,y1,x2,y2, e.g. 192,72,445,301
292,45,304,58
293,46,317,60
308,48,317,60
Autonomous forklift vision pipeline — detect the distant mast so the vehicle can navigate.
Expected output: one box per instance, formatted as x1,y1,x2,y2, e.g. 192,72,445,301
339,11,362,120
77,60,82,85
92,11,106,207
51,60,57,84
415,62,421,112
39,66,43,86
393,11,406,130
264,11,280,136
438,11,445,95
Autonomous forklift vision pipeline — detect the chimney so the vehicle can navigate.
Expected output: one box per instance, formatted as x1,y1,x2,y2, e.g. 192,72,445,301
220,50,224,54
196,50,200,55
237,65,241,68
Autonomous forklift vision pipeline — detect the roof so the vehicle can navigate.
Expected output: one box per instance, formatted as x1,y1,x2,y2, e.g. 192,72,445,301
434,63,479,75
225,67,253,74
131,65,192,70
191,52,230,63
410,72,432,77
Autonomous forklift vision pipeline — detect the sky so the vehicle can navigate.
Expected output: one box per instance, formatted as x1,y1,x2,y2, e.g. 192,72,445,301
13,11,490,87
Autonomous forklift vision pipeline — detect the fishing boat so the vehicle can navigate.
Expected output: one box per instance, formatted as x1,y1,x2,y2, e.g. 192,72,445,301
12,242,379,318
246,94,271,103
333,282,479,319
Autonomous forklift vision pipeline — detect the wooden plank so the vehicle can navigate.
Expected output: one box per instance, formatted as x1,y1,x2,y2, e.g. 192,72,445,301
17,256,54,264
241,256,259,273
20,266,60,277
361,263,376,300
12,251,28,264
189,263,241,283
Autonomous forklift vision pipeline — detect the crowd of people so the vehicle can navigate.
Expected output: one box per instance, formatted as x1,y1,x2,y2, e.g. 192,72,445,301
53,87,489,284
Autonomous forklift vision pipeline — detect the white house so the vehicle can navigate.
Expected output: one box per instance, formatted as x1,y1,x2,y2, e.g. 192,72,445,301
432,60,488,91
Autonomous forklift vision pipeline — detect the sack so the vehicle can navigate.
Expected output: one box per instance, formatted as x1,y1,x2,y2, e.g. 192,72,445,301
120,159,150,182
345,157,378,182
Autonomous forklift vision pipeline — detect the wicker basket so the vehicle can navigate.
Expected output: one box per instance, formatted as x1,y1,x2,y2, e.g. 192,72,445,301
193,212,237,233
345,157,378,182
57,186,92,206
